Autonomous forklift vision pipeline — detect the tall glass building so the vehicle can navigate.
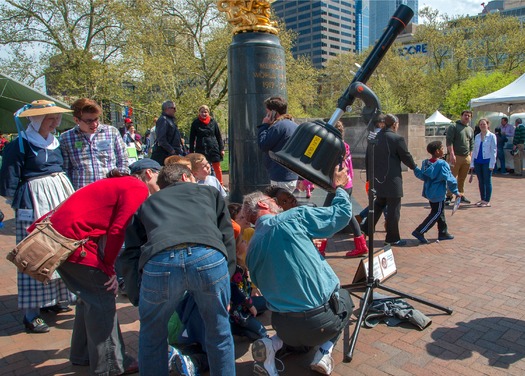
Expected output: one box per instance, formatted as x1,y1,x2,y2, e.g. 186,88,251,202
368,0,418,46
272,0,417,67
355,0,370,52
272,1,357,68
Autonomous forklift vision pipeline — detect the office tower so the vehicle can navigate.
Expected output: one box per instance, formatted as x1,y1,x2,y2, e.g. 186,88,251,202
355,0,370,52
368,0,418,46
272,1,357,68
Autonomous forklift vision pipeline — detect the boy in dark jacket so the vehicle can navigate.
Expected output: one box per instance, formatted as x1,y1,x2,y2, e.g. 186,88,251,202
412,140,460,244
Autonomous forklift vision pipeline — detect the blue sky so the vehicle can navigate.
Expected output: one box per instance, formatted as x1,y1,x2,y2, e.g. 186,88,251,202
419,0,485,17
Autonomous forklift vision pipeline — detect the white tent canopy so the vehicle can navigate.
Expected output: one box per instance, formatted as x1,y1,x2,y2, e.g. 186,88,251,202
425,110,452,126
469,73,525,114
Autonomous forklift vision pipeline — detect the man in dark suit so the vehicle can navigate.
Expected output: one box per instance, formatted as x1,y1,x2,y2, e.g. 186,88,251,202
362,114,417,246
150,100,184,165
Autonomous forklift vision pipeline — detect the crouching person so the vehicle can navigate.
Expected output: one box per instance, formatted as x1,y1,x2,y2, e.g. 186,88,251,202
28,170,152,375
120,164,236,376
242,166,354,376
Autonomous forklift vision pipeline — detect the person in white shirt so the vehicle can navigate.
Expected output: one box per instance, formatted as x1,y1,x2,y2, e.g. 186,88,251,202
187,153,227,198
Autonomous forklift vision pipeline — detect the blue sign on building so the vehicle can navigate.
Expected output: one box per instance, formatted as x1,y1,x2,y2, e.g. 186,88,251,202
398,43,428,56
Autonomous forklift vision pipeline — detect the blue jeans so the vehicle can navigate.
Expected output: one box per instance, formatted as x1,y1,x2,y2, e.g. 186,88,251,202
474,162,493,202
138,246,235,376
497,147,506,172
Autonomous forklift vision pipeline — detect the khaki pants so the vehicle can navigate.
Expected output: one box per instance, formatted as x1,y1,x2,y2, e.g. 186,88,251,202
447,154,471,196
514,144,524,175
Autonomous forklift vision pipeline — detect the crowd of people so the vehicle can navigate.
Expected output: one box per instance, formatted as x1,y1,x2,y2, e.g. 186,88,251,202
1,94,523,376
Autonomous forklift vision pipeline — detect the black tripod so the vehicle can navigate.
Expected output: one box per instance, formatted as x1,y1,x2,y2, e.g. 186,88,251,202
341,124,453,363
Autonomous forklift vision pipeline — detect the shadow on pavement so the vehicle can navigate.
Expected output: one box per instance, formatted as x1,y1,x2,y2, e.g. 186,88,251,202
427,316,525,369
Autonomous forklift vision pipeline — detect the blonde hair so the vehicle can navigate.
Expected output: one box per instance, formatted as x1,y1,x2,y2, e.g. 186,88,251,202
186,153,207,171
198,105,209,112
335,120,344,135
164,155,192,169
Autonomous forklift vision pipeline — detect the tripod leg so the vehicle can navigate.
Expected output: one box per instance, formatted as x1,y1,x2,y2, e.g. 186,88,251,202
377,283,453,314
344,285,373,362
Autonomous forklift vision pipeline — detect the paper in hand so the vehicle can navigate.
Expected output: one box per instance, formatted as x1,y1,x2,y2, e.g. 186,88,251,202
451,196,461,215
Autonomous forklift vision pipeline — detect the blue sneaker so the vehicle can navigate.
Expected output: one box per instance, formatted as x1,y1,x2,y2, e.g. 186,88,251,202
411,231,429,244
168,345,198,376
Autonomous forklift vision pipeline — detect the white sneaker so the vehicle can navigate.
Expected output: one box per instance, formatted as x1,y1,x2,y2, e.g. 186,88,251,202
310,350,334,375
252,337,278,376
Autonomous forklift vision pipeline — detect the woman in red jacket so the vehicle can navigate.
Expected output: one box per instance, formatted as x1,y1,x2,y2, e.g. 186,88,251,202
29,170,150,375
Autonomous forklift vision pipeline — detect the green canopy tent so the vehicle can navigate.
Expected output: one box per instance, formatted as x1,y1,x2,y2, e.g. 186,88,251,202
0,73,75,134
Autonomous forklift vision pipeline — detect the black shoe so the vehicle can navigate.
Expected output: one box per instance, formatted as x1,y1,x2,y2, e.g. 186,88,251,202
444,197,452,206
23,316,50,333
412,231,429,244
118,280,127,297
438,233,454,241
40,304,72,313
460,196,471,204
384,239,407,246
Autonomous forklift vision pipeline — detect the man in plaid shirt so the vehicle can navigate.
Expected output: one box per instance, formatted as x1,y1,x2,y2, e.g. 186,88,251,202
60,98,129,189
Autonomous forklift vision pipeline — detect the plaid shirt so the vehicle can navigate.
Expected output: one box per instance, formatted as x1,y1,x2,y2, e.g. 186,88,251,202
60,124,129,189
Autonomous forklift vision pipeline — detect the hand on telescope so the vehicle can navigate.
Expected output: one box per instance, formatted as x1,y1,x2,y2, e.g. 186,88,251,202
332,165,349,189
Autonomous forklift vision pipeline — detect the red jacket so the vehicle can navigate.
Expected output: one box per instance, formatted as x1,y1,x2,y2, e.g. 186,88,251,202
29,176,149,276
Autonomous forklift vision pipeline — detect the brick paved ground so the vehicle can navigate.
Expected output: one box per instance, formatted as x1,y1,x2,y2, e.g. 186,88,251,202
1,171,525,375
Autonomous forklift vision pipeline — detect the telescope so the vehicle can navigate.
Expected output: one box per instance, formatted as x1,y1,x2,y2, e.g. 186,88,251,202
270,4,414,191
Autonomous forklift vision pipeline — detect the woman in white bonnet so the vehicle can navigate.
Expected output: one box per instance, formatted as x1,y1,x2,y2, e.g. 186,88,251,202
0,100,76,333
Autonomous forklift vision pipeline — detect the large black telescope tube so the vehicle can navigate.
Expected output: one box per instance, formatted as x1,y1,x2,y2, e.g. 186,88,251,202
328,4,414,125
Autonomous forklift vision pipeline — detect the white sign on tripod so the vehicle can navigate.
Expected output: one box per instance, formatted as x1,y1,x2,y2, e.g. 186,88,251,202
352,246,397,283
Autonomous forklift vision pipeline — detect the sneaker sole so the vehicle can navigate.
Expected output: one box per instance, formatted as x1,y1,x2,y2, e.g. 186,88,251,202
254,364,271,376
252,340,275,376
310,362,332,375
252,339,268,363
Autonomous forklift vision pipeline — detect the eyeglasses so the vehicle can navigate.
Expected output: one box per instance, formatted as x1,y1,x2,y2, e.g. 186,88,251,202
79,117,100,124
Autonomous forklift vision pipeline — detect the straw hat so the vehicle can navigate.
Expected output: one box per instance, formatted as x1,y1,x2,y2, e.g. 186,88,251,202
17,100,72,117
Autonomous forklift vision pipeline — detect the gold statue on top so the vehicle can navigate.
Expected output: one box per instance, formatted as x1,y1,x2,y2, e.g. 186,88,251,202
217,0,279,35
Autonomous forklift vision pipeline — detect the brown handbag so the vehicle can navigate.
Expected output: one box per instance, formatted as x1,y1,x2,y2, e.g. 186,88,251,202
6,219,88,284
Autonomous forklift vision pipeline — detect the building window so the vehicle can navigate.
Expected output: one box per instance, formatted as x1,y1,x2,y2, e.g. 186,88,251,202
298,4,310,12
299,20,310,28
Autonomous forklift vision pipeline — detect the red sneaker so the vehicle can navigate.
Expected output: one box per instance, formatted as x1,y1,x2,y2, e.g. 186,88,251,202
345,248,368,258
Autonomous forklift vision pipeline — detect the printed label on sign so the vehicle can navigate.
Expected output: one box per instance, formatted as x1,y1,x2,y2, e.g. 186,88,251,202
304,135,322,158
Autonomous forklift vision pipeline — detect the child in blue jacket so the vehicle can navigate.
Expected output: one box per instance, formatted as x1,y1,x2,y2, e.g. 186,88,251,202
412,140,460,244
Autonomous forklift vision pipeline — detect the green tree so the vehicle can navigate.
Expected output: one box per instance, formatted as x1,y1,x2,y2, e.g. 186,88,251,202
442,71,518,118
277,24,319,118
468,13,525,73
120,0,230,134
0,0,128,96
